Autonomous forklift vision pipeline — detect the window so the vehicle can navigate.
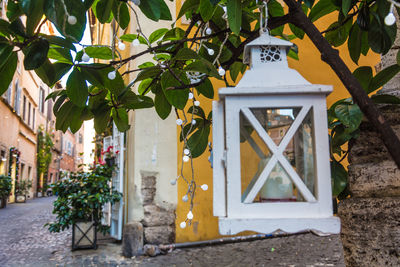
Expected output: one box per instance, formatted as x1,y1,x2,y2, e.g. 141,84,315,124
67,142,72,156
14,80,21,115
22,95,26,121
28,102,31,125
5,82,12,104
47,99,53,120
20,163,25,181
32,108,35,129
39,88,45,113
27,166,32,180
79,134,83,144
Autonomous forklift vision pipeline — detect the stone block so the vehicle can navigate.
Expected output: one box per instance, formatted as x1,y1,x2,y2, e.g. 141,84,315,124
142,204,175,227
141,171,157,189
122,221,144,257
144,225,175,245
338,197,400,267
348,160,400,198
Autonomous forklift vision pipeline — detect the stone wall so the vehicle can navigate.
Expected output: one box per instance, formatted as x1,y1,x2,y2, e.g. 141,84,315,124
338,106,400,266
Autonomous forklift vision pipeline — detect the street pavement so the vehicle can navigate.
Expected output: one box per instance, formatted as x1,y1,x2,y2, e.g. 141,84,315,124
0,196,345,266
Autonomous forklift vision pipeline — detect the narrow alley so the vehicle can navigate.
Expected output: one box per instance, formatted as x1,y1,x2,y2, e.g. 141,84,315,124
0,197,345,267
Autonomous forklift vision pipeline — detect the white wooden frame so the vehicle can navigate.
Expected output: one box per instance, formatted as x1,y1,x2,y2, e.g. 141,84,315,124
225,95,332,219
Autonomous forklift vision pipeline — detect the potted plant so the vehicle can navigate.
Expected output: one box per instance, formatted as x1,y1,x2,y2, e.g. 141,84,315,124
46,164,121,251
15,179,32,203
37,186,43,197
0,175,12,209
103,146,116,167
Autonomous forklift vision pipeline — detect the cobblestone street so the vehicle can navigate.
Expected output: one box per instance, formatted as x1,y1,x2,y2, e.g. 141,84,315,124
0,197,345,266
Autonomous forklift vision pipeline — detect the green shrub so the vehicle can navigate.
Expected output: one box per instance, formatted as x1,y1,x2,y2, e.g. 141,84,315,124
15,179,32,196
46,164,122,234
0,175,12,199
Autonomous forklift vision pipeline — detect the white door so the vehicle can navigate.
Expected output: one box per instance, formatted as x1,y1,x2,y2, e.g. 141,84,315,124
110,124,124,240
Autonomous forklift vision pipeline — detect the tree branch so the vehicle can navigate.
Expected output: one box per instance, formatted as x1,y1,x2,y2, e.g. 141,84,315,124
284,0,400,168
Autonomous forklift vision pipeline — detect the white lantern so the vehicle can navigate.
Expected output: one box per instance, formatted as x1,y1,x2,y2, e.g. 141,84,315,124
212,32,340,235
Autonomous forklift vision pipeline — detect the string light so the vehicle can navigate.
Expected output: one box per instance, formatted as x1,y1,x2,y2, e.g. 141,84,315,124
205,28,212,35
191,119,196,125
176,119,183,125
132,0,141,5
170,179,177,185
194,100,200,106
132,38,140,46
67,15,77,25
207,48,215,56
188,92,194,99
182,195,189,202
180,221,187,229
183,155,190,162
108,71,116,80
201,184,208,191
385,1,398,26
187,210,194,220
82,52,90,62
218,66,226,76
184,149,190,155
118,41,126,50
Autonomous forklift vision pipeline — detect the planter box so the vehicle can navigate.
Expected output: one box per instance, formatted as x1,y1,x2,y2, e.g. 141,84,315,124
0,197,6,209
72,221,97,251
15,195,26,203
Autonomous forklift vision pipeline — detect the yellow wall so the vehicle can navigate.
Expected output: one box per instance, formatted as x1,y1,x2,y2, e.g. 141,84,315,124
175,3,380,242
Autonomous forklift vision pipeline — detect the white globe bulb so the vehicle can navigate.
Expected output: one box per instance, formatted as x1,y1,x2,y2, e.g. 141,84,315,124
184,149,190,155
82,53,90,62
385,12,396,26
188,92,194,99
180,221,187,229
132,38,140,46
170,179,177,186
208,49,215,56
176,119,183,125
108,71,116,80
218,67,226,76
67,15,77,25
201,184,208,191
183,155,190,162
194,100,200,106
132,0,141,5
205,28,212,35
118,41,126,50
187,211,194,220
182,195,189,202
191,119,196,125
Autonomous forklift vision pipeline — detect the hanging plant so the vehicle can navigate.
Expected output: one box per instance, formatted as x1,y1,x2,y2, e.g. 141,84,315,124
36,125,54,191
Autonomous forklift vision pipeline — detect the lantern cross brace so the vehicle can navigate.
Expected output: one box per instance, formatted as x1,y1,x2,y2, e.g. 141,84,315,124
240,105,317,204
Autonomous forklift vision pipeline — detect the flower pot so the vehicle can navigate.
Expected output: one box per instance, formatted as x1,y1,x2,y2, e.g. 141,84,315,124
105,157,115,167
72,221,98,251
16,195,26,203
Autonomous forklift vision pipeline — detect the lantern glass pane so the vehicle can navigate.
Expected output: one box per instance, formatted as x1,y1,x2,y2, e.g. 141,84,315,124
250,108,301,145
240,112,272,199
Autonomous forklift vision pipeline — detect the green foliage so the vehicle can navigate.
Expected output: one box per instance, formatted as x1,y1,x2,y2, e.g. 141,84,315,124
15,179,32,196
46,164,122,234
37,126,54,182
0,175,12,199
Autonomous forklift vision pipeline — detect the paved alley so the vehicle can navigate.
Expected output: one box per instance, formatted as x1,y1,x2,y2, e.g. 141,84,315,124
0,197,345,266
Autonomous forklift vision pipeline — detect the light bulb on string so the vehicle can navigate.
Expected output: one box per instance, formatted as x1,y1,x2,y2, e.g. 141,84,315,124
218,66,226,76
108,71,116,80
170,179,177,186
187,210,194,220
176,119,183,125
132,38,140,46
194,100,200,106
180,221,187,229
385,12,396,26
82,52,90,62
184,149,190,155
118,41,126,50
132,0,141,5
191,119,196,125
188,92,194,99
201,184,208,191
182,195,189,202
68,16,77,25
183,155,190,162
205,28,212,35
208,48,215,56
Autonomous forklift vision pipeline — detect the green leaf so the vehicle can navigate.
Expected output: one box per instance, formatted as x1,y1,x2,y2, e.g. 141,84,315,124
44,0,86,42
66,68,88,107
135,66,162,82
369,64,400,93
93,107,111,133
226,0,242,34
23,38,49,70
289,23,305,39
159,0,172,21
84,46,114,60
47,48,73,64
0,51,17,95
200,0,216,22
9,18,27,37
119,34,147,44
111,108,130,132
112,1,130,30
331,161,348,197
55,101,75,132
352,66,372,92
0,44,14,70
397,50,400,65
7,1,24,22
341,0,351,15
188,106,206,118
21,0,45,35
177,0,199,19
334,103,363,131
149,28,169,43
174,48,200,61
53,94,67,115
195,78,214,99
139,0,161,21
348,23,362,64
154,90,172,119
69,107,84,133
138,79,153,95
309,0,337,22
161,70,189,109
325,19,352,47
229,62,246,82
187,125,210,158
40,35,76,51
96,0,114,23
371,94,400,104
35,61,71,87
185,60,220,78
368,13,395,55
